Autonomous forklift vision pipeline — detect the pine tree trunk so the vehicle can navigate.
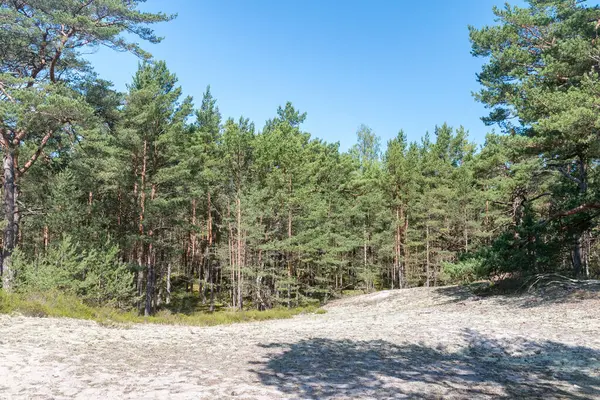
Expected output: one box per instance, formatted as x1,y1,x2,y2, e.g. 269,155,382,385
404,212,409,286
43,225,49,252
166,262,171,305
155,251,162,309
185,238,191,292
585,231,591,278
136,266,144,310
139,140,147,234
88,191,93,216
236,196,243,310
400,206,406,288
485,199,490,245
425,222,430,288
191,198,197,294
13,173,20,247
209,263,215,312
208,192,215,312
136,141,147,311
227,201,236,308
392,209,397,290
144,183,156,316
572,234,583,277
572,156,589,277
363,223,368,292
464,208,469,252
144,243,153,316
200,250,206,304
117,188,122,227
288,194,293,308
2,148,16,290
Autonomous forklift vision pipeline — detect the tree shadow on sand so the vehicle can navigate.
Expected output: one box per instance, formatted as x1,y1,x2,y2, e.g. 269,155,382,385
251,330,600,399
433,281,600,310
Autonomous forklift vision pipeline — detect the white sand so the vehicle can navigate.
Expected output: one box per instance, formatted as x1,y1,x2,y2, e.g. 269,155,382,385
1,285,599,399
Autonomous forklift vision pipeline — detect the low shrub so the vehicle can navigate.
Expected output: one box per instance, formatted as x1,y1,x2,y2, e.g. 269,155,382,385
442,258,486,284
11,236,136,308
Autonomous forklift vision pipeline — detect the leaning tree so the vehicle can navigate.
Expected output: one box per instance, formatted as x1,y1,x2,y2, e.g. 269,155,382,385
0,0,173,289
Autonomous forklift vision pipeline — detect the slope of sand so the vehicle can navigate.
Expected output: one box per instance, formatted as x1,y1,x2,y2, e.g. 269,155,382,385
1,285,600,399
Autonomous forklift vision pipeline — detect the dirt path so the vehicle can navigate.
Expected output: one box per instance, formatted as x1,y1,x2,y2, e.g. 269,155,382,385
1,286,600,399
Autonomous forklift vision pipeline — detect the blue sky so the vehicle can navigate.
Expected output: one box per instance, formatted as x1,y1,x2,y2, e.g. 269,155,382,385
86,0,525,151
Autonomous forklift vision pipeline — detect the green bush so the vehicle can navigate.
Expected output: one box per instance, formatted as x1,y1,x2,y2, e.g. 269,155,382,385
12,236,136,308
442,258,486,284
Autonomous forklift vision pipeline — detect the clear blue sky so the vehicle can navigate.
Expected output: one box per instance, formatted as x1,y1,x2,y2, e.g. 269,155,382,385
86,0,525,151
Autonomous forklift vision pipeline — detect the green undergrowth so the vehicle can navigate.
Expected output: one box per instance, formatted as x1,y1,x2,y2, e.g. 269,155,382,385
340,289,366,298
0,291,326,327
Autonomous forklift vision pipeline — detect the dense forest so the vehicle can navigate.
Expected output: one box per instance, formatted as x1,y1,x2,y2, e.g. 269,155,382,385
1,0,600,316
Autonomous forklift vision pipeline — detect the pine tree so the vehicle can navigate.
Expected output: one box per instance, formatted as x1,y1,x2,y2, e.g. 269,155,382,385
117,61,193,315
470,0,600,275
0,0,173,289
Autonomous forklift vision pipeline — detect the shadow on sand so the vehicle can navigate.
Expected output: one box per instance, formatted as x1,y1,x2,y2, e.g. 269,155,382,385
433,279,600,309
251,330,600,399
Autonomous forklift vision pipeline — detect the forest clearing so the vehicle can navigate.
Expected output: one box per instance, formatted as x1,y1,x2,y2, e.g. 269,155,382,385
1,283,599,399
2,0,600,398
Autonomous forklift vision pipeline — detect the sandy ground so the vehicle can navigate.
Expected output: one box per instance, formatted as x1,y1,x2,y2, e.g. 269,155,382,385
1,285,600,399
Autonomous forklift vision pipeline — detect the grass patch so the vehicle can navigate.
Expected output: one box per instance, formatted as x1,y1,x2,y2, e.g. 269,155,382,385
0,290,97,319
0,290,326,327
146,305,323,326
340,289,365,298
